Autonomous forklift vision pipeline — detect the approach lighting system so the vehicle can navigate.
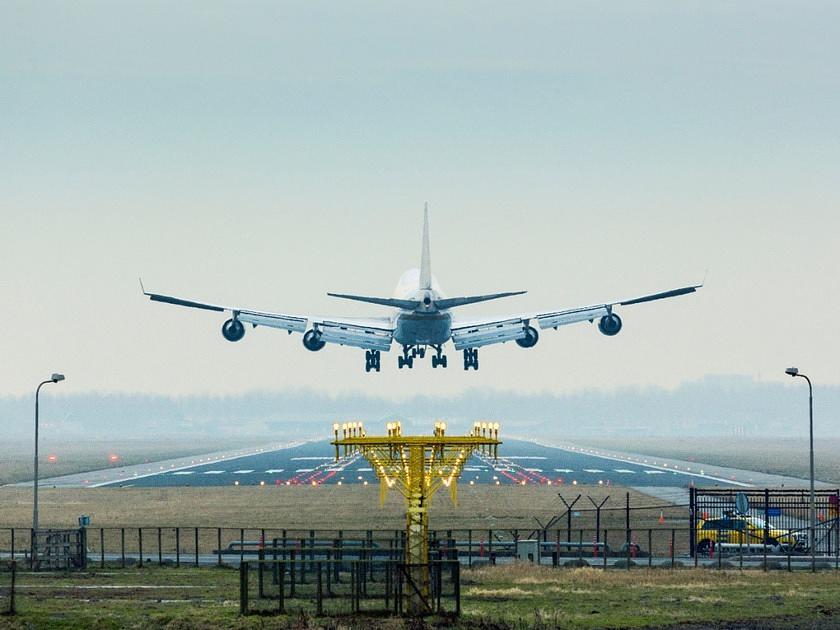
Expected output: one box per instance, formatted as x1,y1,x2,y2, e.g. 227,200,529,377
332,419,501,614
785,367,799,377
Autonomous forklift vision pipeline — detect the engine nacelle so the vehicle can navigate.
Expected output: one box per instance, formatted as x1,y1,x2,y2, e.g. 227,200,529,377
516,325,539,348
303,329,326,351
221,318,245,342
598,313,622,336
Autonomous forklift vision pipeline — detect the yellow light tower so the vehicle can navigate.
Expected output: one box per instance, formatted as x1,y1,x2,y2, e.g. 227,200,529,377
332,419,501,614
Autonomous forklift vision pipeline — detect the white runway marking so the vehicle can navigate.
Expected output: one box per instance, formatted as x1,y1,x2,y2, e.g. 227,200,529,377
172,471,194,475
554,468,574,473
525,468,543,472
203,470,225,474
264,469,284,473
295,468,313,473
583,469,604,473
614,469,636,474
233,470,254,474
506,456,547,460
357,467,373,472
644,470,666,475
291,457,332,461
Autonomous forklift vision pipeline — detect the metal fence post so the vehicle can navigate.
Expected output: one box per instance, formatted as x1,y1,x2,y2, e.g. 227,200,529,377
138,528,143,568
278,561,285,613
217,528,222,567
10,529,14,561
670,529,675,569
120,528,125,568
194,528,199,567
239,562,249,615
603,530,608,569
100,529,104,568
317,561,323,616
175,528,180,567
648,529,653,568
9,560,16,615
454,559,461,616
158,528,163,566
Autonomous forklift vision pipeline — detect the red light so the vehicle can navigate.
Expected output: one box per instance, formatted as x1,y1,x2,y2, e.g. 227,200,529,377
47,455,57,463
109,454,119,463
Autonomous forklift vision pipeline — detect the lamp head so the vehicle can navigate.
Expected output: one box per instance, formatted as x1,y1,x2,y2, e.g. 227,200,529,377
785,367,799,377
51,373,65,383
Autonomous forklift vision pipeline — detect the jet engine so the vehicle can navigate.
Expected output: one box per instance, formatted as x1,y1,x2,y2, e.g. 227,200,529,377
303,329,326,351
598,314,622,336
516,325,539,348
222,318,245,342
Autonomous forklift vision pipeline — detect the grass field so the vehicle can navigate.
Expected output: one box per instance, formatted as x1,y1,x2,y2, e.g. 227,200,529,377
2,564,840,629
577,437,840,485
0,485,677,531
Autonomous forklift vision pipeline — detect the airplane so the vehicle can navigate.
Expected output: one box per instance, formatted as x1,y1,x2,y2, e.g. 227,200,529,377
142,206,701,372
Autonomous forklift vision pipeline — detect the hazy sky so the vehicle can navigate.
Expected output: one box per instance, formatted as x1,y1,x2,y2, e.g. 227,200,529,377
2,1,838,398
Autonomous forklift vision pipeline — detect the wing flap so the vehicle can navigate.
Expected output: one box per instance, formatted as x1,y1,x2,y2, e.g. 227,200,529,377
450,318,527,350
238,310,307,333
536,305,608,329
317,320,393,351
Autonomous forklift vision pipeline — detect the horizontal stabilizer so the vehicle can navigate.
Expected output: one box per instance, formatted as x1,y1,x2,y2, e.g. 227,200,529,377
327,293,421,310
435,291,526,310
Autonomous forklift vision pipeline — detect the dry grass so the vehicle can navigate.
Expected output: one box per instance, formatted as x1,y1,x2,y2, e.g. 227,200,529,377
0,484,667,530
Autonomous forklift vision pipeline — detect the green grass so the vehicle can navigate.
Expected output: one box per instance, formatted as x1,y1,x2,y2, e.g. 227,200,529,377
3,565,840,629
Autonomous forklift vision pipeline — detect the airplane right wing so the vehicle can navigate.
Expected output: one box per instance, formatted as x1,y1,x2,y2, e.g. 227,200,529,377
450,284,701,350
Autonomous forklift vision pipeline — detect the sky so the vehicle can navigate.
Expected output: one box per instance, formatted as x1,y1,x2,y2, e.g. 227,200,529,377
1,1,838,399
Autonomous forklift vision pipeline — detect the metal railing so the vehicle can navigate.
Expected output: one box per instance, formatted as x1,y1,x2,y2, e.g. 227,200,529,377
1,524,838,571
239,557,461,616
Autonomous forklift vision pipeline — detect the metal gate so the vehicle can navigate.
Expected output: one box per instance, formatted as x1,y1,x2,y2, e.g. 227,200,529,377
690,488,840,557
31,529,87,570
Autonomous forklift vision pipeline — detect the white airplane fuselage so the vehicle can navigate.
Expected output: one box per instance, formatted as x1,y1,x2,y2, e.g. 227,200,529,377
391,268,452,346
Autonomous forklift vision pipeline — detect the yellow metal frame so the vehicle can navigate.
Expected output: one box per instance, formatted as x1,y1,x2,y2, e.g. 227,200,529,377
332,420,501,614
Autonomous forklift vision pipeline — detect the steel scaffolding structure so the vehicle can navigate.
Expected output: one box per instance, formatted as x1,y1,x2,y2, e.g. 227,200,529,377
332,420,501,614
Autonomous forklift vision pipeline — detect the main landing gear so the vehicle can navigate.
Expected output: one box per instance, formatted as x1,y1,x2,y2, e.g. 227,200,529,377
365,350,381,373
463,348,479,371
398,346,414,369
397,345,448,369
431,345,447,369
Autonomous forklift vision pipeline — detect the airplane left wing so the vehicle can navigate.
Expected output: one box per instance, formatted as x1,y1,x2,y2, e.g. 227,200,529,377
142,284,394,350
450,283,701,350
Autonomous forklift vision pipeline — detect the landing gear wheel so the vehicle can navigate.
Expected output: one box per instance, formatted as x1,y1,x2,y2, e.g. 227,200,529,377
365,350,381,373
398,356,415,369
418,347,426,359
431,345,447,368
463,348,479,371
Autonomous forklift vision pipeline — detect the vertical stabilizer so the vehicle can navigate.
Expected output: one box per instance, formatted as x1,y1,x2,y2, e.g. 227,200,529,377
419,203,432,290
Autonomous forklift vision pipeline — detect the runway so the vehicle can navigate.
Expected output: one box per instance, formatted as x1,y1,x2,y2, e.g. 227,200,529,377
81,438,757,489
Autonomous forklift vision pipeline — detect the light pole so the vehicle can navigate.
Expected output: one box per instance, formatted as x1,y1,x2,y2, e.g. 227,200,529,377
785,367,815,571
33,373,65,567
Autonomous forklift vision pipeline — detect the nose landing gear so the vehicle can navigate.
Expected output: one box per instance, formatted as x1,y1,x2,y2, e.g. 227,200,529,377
365,350,381,373
463,348,479,371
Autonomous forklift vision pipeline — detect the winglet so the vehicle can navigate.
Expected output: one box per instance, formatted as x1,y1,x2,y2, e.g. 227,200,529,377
139,277,148,296
419,203,432,290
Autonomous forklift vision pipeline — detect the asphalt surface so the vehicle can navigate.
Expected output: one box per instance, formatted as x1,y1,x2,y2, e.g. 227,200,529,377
75,438,756,489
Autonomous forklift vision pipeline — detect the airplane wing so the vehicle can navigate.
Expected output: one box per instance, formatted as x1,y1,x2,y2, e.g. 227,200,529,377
142,284,394,351
449,283,701,350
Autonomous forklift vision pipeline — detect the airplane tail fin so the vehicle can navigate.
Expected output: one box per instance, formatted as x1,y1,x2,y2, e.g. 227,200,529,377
419,203,432,290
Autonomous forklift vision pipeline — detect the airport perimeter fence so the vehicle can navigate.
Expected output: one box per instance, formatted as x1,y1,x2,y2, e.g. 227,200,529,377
239,558,461,616
0,560,16,615
2,524,840,572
